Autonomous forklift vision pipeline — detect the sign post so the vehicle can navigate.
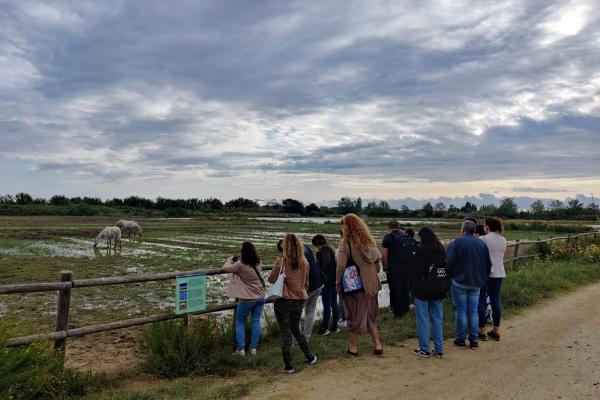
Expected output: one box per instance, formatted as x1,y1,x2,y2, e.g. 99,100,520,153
175,274,207,315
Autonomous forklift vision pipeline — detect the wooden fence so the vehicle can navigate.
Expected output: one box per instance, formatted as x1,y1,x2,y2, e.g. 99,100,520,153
1,231,597,350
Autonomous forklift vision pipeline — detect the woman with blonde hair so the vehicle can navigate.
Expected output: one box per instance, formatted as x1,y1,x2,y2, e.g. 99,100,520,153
268,233,318,373
336,214,383,356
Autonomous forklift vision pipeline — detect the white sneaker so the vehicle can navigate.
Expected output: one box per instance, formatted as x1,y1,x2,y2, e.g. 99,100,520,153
249,348,257,356
232,349,245,356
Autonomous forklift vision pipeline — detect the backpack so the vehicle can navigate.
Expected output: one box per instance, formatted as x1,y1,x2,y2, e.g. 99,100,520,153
423,260,451,300
395,235,418,263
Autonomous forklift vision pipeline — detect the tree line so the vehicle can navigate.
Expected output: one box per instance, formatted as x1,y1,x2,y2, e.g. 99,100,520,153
0,193,597,220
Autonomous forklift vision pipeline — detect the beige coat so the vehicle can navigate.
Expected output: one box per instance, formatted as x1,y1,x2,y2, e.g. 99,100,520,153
223,260,265,301
336,239,382,297
268,258,309,300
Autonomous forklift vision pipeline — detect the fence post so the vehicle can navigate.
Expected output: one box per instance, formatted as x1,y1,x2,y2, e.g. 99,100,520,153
566,234,571,247
512,239,520,268
573,235,579,249
54,270,73,352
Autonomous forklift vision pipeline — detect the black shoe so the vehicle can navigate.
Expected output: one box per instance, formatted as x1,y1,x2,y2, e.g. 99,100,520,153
432,350,443,358
469,340,479,350
307,355,318,365
487,331,501,341
453,339,467,349
346,348,359,357
478,332,487,341
317,328,330,336
413,349,430,358
282,366,295,374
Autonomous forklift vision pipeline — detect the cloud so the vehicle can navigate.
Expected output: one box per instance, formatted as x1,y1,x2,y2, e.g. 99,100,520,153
0,0,599,200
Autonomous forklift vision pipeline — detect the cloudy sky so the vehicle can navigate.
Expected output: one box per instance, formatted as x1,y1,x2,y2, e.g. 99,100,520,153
1,0,599,204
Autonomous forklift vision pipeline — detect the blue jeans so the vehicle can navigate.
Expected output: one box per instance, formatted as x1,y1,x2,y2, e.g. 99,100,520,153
414,297,443,353
451,283,480,342
321,285,339,330
478,278,503,328
236,298,266,351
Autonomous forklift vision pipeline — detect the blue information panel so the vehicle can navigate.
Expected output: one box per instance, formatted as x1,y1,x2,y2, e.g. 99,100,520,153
175,274,207,314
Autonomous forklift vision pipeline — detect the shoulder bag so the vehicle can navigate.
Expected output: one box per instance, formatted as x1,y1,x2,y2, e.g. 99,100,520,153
341,241,364,295
266,261,285,300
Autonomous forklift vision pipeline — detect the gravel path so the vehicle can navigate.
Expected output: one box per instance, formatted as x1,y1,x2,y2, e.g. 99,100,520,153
247,282,600,400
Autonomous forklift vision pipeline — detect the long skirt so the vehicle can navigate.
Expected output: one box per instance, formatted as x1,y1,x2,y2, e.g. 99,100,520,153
340,291,379,334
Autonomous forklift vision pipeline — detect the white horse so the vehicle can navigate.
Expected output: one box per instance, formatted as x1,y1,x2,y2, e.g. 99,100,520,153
116,220,143,237
93,226,122,250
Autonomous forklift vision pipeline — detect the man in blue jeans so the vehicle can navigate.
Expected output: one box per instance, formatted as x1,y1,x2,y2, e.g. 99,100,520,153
447,220,491,349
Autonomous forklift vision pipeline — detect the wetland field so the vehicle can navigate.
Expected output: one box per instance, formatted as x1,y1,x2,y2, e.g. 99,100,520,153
0,215,589,339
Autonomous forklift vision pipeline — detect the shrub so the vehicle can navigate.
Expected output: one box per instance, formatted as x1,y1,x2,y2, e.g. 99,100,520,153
0,327,101,400
139,317,231,378
580,244,600,263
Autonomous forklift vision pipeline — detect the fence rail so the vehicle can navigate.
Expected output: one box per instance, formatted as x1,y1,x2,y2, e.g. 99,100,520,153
1,231,597,349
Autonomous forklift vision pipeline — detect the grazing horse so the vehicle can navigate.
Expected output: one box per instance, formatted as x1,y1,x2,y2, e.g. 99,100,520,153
93,226,122,251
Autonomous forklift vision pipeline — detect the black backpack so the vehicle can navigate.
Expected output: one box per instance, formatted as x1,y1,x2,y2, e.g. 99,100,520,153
423,260,451,300
396,235,418,263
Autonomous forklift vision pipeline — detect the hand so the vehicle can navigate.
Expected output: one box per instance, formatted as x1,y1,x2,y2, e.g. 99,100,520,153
227,256,234,263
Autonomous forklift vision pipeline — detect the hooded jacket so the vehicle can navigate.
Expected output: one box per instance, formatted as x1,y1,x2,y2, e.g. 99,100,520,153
335,239,382,297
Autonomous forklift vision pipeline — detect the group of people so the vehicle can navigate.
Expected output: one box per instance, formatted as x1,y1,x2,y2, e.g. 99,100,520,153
222,213,507,372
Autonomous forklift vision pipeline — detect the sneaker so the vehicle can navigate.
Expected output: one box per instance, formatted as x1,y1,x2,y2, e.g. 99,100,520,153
453,339,467,349
232,349,245,356
409,304,415,310
338,320,347,328
282,366,295,374
317,328,331,336
487,331,501,341
331,327,341,333
469,340,479,350
478,332,487,341
413,349,430,358
307,355,318,365
432,350,443,358
249,348,257,356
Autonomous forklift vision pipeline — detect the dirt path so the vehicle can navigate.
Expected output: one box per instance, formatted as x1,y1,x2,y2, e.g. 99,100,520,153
246,282,600,400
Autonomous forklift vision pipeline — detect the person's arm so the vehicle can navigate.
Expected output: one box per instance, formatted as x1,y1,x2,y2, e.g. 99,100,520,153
305,261,310,290
336,240,348,285
381,235,390,271
447,242,456,276
222,257,240,273
485,247,492,276
268,257,282,284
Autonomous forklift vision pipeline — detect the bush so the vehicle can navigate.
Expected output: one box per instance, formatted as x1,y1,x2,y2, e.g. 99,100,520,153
0,327,101,400
580,244,600,263
139,318,231,378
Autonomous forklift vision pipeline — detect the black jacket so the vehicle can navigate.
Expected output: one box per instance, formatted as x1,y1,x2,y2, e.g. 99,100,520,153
305,245,323,292
316,245,337,286
409,247,449,300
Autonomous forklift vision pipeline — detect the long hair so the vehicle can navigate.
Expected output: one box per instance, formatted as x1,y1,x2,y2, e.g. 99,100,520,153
417,227,446,259
282,233,306,270
241,241,260,267
485,216,504,234
341,213,376,251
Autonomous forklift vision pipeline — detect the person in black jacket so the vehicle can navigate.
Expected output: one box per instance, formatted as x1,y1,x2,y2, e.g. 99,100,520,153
409,227,449,358
312,234,339,335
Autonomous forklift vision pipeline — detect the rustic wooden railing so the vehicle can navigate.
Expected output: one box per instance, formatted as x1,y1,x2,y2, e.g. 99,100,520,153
1,231,597,350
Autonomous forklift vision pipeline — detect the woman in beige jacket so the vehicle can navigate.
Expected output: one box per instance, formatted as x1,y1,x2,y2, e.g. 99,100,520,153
223,241,266,356
337,214,384,356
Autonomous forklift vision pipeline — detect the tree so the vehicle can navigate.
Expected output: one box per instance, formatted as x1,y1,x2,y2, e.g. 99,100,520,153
567,199,584,217
282,198,305,215
479,204,498,215
0,194,15,204
305,203,320,214
530,199,545,217
460,201,477,213
497,197,518,218
337,196,357,214
15,192,33,205
224,197,259,209
547,199,565,219
422,202,434,217
49,195,70,206
355,197,363,213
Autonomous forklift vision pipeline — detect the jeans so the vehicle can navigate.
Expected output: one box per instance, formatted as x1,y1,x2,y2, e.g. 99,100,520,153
414,297,443,353
274,298,314,369
235,298,266,351
478,278,503,328
321,285,339,331
451,283,480,342
303,287,322,339
387,270,410,317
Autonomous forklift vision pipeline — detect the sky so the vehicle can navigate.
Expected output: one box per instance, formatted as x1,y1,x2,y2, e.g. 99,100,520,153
1,0,599,206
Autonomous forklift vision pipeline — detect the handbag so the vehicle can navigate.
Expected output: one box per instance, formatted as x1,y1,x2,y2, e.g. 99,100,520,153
266,260,285,300
342,241,364,295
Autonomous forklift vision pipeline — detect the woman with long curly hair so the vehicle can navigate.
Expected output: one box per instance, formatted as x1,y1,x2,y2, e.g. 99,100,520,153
336,214,383,356
268,233,318,373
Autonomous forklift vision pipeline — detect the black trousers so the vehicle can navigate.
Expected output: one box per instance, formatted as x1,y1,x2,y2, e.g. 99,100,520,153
387,270,410,317
274,298,313,368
